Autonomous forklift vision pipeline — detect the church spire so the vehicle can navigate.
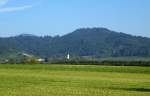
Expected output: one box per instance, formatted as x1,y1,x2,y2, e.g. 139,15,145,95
67,53,70,60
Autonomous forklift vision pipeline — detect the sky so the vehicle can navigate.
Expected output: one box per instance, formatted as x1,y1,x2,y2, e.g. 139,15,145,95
0,0,150,37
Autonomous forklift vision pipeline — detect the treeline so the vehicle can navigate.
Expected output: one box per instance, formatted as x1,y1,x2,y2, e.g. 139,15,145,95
0,57,41,64
100,60,150,66
1,57,150,66
46,59,150,66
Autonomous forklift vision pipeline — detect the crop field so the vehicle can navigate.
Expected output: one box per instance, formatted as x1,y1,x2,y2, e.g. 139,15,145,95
0,64,150,96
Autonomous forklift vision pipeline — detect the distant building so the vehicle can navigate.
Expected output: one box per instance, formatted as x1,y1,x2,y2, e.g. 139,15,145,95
37,58,44,62
22,53,32,57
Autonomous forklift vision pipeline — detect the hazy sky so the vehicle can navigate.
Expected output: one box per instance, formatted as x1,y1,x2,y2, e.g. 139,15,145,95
0,0,150,37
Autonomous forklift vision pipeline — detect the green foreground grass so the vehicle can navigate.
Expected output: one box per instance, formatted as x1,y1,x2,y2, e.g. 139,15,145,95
0,64,150,96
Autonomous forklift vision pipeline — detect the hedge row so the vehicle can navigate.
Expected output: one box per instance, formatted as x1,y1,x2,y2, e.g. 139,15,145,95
50,60,150,66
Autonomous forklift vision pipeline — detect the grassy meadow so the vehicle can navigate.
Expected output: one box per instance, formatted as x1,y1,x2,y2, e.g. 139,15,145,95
0,64,150,96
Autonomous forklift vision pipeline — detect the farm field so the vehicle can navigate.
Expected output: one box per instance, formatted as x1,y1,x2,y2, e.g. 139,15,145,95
0,64,150,96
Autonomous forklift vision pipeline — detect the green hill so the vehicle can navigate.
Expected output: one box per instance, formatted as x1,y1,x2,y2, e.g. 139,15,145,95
0,28,150,58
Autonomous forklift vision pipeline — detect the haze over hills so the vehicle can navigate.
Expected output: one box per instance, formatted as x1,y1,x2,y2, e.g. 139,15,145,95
0,27,150,59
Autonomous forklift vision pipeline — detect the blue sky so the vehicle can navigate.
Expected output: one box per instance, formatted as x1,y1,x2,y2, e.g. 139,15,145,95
0,0,150,37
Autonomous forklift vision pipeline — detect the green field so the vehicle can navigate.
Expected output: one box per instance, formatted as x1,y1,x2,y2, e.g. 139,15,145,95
0,64,150,96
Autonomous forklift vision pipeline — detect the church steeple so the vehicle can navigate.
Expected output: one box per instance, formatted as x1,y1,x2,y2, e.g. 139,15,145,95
67,53,70,60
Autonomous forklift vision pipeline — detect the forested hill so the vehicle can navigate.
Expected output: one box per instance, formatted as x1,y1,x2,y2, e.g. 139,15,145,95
0,28,150,58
